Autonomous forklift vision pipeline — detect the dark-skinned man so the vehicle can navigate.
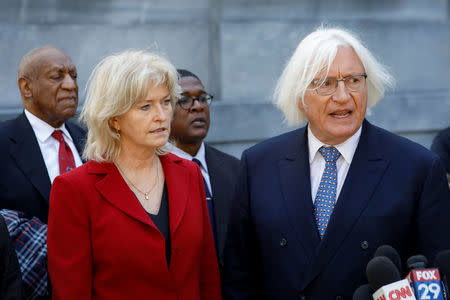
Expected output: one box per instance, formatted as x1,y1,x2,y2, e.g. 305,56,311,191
170,69,240,278
0,46,86,299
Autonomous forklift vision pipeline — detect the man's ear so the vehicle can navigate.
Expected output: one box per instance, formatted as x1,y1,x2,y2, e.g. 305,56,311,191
18,77,32,98
297,98,304,111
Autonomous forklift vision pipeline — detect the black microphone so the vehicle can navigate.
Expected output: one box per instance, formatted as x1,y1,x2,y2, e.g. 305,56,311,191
367,256,416,300
407,255,428,270
366,256,402,292
374,245,402,274
352,284,373,300
406,254,445,300
435,250,450,299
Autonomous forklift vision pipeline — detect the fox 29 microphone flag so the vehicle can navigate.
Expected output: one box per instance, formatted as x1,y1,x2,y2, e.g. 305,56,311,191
372,279,416,300
406,269,446,300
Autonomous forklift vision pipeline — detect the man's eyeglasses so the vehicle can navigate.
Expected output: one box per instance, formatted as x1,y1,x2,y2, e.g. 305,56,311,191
309,74,367,96
177,94,213,110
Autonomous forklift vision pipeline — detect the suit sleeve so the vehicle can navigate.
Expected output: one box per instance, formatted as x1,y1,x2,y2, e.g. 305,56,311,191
0,216,24,300
196,164,222,300
222,151,265,300
47,175,92,300
416,155,450,259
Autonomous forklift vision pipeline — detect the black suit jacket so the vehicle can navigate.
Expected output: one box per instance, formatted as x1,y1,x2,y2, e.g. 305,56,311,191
223,120,450,300
205,145,240,268
0,215,24,300
0,112,86,224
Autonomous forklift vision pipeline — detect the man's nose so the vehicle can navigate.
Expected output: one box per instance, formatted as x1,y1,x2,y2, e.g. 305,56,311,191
190,98,204,112
332,81,351,102
61,74,77,90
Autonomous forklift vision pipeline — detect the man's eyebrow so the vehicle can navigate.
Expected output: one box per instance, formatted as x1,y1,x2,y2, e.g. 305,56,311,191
181,90,206,95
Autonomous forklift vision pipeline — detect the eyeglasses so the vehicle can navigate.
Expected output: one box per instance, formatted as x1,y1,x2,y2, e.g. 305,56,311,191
177,94,213,110
309,74,367,96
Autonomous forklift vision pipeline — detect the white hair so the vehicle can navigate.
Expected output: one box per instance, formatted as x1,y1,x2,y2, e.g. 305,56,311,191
274,26,395,126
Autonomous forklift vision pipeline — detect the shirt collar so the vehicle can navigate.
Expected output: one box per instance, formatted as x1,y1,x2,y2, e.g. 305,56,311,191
171,142,208,172
307,123,362,164
24,109,72,143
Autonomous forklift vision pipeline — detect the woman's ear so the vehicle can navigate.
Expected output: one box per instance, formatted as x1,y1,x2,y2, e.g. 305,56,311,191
109,117,120,132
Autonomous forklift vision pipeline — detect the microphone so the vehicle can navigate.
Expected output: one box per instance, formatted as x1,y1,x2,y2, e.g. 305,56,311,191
374,245,402,275
353,284,373,300
367,256,416,300
434,250,450,299
407,255,428,270
406,254,446,300
435,250,450,290
367,256,402,292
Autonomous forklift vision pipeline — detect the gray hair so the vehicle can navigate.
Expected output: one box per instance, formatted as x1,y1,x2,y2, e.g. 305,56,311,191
274,26,394,126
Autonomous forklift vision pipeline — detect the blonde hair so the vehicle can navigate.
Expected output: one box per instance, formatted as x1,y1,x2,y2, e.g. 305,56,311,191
274,26,395,126
80,49,181,162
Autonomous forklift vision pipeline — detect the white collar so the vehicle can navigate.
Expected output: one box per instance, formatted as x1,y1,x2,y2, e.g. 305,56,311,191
171,142,208,172
307,123,362,164
24,109,72,143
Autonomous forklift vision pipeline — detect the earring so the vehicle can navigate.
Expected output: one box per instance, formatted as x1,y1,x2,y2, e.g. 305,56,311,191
115,129,120,139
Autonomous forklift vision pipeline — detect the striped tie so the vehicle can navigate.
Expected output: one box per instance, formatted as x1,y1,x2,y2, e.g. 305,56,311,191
192,158,216,243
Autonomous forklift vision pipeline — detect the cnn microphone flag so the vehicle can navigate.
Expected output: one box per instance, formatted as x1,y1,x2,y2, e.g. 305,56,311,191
373,279,416,300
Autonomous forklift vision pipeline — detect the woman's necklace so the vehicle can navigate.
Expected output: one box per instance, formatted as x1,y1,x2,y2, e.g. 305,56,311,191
115,158,160,201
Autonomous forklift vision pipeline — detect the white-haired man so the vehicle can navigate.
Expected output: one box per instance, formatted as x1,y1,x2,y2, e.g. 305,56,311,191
223,27,450,299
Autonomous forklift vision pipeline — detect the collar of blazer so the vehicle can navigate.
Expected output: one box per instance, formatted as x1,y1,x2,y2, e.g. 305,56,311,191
9,113,52,202
86,153,190,235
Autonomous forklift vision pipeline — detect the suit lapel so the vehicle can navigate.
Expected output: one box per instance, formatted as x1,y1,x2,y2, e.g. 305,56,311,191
161,154,189,236
308,120,389,281
278,127,321,261
9,113,52,203
205,146,230,257
66,122,86,161
92,155,189,236
93,161,157,228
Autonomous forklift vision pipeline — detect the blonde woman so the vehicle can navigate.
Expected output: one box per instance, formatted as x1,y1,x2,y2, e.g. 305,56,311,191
47,50,221,299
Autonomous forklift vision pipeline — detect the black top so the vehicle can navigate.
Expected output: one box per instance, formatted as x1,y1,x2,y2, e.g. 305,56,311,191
147,182,171,266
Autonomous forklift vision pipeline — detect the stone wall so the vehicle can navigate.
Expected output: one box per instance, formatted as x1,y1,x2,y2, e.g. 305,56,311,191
0,0,448,158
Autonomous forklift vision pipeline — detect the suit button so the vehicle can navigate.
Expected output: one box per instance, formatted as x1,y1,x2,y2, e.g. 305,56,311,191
280,238,287,247
219,258,225,268
336,296,343,300
361,241,369,250
297,292,306,300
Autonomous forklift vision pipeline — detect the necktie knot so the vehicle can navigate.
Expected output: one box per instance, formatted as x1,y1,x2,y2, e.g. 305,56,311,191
318,146,341,163
52,130,64,142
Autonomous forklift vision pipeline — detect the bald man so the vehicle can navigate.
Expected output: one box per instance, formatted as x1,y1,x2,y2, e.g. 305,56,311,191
0,47,86,299
0,46,85,224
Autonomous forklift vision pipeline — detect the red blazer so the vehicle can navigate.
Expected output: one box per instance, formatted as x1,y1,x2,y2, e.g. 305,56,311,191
48,153,221,300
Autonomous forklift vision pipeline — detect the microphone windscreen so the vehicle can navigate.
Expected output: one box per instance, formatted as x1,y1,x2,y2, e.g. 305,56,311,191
435,250,450,275
374,245,402,272
352,284,373,300
366,256,401,291
407,254,428,270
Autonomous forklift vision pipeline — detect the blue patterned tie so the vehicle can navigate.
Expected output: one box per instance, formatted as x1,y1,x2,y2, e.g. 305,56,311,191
314,146,341,238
